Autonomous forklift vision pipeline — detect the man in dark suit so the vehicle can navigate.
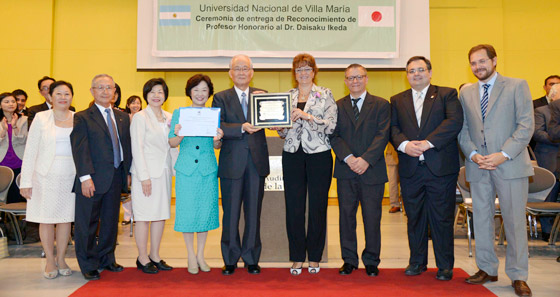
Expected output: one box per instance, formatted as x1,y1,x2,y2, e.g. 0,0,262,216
12,89,28,116
211,55,269,275
70,74,132,280
28,76,75,127
330,64,390,277
533,75,560,109
390,56,463,281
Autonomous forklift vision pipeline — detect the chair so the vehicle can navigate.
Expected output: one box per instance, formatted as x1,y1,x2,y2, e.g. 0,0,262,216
0,168,27,245
121,193,134,237
525,166,557,240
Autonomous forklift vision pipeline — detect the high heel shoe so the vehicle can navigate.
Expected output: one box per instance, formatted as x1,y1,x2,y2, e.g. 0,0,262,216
43,269,58,279
149,257,173,271
197,258,211,272
308,262,320,274
58,267,73,276
188,260,199,275
136,258,158,274
290,263,303,276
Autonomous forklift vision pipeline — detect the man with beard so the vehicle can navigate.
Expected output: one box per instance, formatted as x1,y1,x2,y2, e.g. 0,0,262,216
458,44,533,297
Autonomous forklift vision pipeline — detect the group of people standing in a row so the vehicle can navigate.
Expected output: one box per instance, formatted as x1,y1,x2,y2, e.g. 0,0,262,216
4,43,543,297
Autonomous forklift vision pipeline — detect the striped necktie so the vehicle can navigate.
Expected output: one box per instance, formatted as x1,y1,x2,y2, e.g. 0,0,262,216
105,108,121,168
351,98,360,120
481,84,490,121
241,92,248,120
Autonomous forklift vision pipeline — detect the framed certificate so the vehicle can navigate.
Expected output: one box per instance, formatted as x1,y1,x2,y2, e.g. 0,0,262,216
250,93,292,128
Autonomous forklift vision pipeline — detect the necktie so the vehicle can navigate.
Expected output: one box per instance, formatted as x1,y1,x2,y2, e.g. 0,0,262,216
351,98,360,120
414,91,423,126
481,84,490,121
105,108,121,168
241,92,248,120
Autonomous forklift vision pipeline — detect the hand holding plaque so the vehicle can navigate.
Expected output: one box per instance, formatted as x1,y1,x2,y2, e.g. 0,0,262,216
250,93,292,128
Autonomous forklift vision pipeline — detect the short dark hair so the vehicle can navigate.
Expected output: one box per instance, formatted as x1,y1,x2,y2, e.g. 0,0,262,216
406,56,432,70
185,74,214,98
12,89,28,99
49,80,74,96
125,95,142,113
142,78,169,104
468,44,497,61
37,76,55,90
114,83,122,107
544,75,560,86
345,64,367,76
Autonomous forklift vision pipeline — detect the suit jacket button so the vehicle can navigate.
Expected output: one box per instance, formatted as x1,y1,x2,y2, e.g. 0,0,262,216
195,159,198,163
196,146,199,149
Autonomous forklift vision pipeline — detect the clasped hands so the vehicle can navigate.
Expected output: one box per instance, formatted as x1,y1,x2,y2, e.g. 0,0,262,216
471,152,507,170
404,140,431,157
347,156,369,175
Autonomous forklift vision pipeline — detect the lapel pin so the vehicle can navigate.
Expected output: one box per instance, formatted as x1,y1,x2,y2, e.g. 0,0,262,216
430,95,435,99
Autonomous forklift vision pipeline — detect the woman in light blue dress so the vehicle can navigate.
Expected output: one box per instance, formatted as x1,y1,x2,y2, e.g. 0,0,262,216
168,74,223,274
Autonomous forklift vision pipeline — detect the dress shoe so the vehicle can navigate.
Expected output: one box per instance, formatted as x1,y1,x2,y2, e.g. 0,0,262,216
43,269,58,279
121,220,131,225
512,280,532,297
149,257,173,271
308,263,320,274
404,264,427,276
58,267,73,276
198,259,211,272
436,269,453,281
541,232,550,242
188,260,199,275
103,262,124,272
83,270,100,280
557,256,560,262
136,258,158,274
222,265,236,275
465,269,498,284
365,265,379,276
389,206,401,213
290,262,303,276
247,264,261,274
339,263,357,275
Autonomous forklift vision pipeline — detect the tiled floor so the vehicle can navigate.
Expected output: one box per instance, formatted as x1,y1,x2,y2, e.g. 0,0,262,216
1,203,559,297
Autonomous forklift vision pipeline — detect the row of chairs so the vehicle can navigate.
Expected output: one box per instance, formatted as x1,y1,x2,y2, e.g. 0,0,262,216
455,166,560,257
0,166,26,245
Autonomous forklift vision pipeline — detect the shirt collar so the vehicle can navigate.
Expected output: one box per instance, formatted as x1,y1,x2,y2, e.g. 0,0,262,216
351,90,367,101
234,86,249,101
478,72,498,88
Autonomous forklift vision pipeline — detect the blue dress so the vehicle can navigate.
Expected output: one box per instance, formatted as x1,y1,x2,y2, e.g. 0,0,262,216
169,109,219,232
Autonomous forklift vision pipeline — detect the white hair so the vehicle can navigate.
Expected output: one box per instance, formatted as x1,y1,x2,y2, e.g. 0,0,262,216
91,74,115,87
229,54,253,69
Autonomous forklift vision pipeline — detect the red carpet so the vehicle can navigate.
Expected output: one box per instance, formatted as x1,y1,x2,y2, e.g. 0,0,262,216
70,268,496,297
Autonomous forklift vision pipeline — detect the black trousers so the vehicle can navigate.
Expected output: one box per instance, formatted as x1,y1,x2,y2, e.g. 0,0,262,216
282,147,332,262
337,178,384,267
7,167,24,203
400,163,457,270
74,165,123,273
220,152,265,266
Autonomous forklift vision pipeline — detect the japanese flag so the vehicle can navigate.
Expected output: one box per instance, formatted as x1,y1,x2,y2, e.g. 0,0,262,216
358,6,395,27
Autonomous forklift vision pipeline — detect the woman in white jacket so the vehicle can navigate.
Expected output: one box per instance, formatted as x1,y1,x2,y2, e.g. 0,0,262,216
130,78,173,274
20,81,75,279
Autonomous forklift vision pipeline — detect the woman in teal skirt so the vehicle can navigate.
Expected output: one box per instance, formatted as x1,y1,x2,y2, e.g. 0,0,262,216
169,74,223,274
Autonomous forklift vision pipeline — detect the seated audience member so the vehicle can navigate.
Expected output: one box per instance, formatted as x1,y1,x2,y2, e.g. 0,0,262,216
533,83,560,241
20,81,76,279
12,89,28,116
533,75,560,109
0,92,28,203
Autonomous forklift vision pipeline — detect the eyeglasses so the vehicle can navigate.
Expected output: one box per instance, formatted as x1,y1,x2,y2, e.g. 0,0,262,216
407,68,427,75
232,67,251,73
92,85,114,91
345,75,366,81
470,58,490,67
295,67,313,74
40,86,50,91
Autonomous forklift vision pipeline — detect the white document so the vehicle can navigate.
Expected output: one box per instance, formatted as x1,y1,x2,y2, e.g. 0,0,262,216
178,107,220,137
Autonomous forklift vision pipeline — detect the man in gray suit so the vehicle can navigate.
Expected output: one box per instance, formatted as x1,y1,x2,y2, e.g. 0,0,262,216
211,54,269,275
458,44,533,297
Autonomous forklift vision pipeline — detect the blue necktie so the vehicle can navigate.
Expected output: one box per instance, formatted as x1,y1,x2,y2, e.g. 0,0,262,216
241,92,248,120
105,108,121,168
481,84,490,121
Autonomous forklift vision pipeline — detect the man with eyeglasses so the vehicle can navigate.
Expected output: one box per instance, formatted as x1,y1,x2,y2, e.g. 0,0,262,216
28,76,75,127
330,64,390,277
211,55,269,275
458,44,533,297
70,74,132,281
390,56,463,281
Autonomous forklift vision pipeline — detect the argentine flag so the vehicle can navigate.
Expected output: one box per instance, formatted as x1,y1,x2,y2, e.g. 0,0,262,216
159,5,191,26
